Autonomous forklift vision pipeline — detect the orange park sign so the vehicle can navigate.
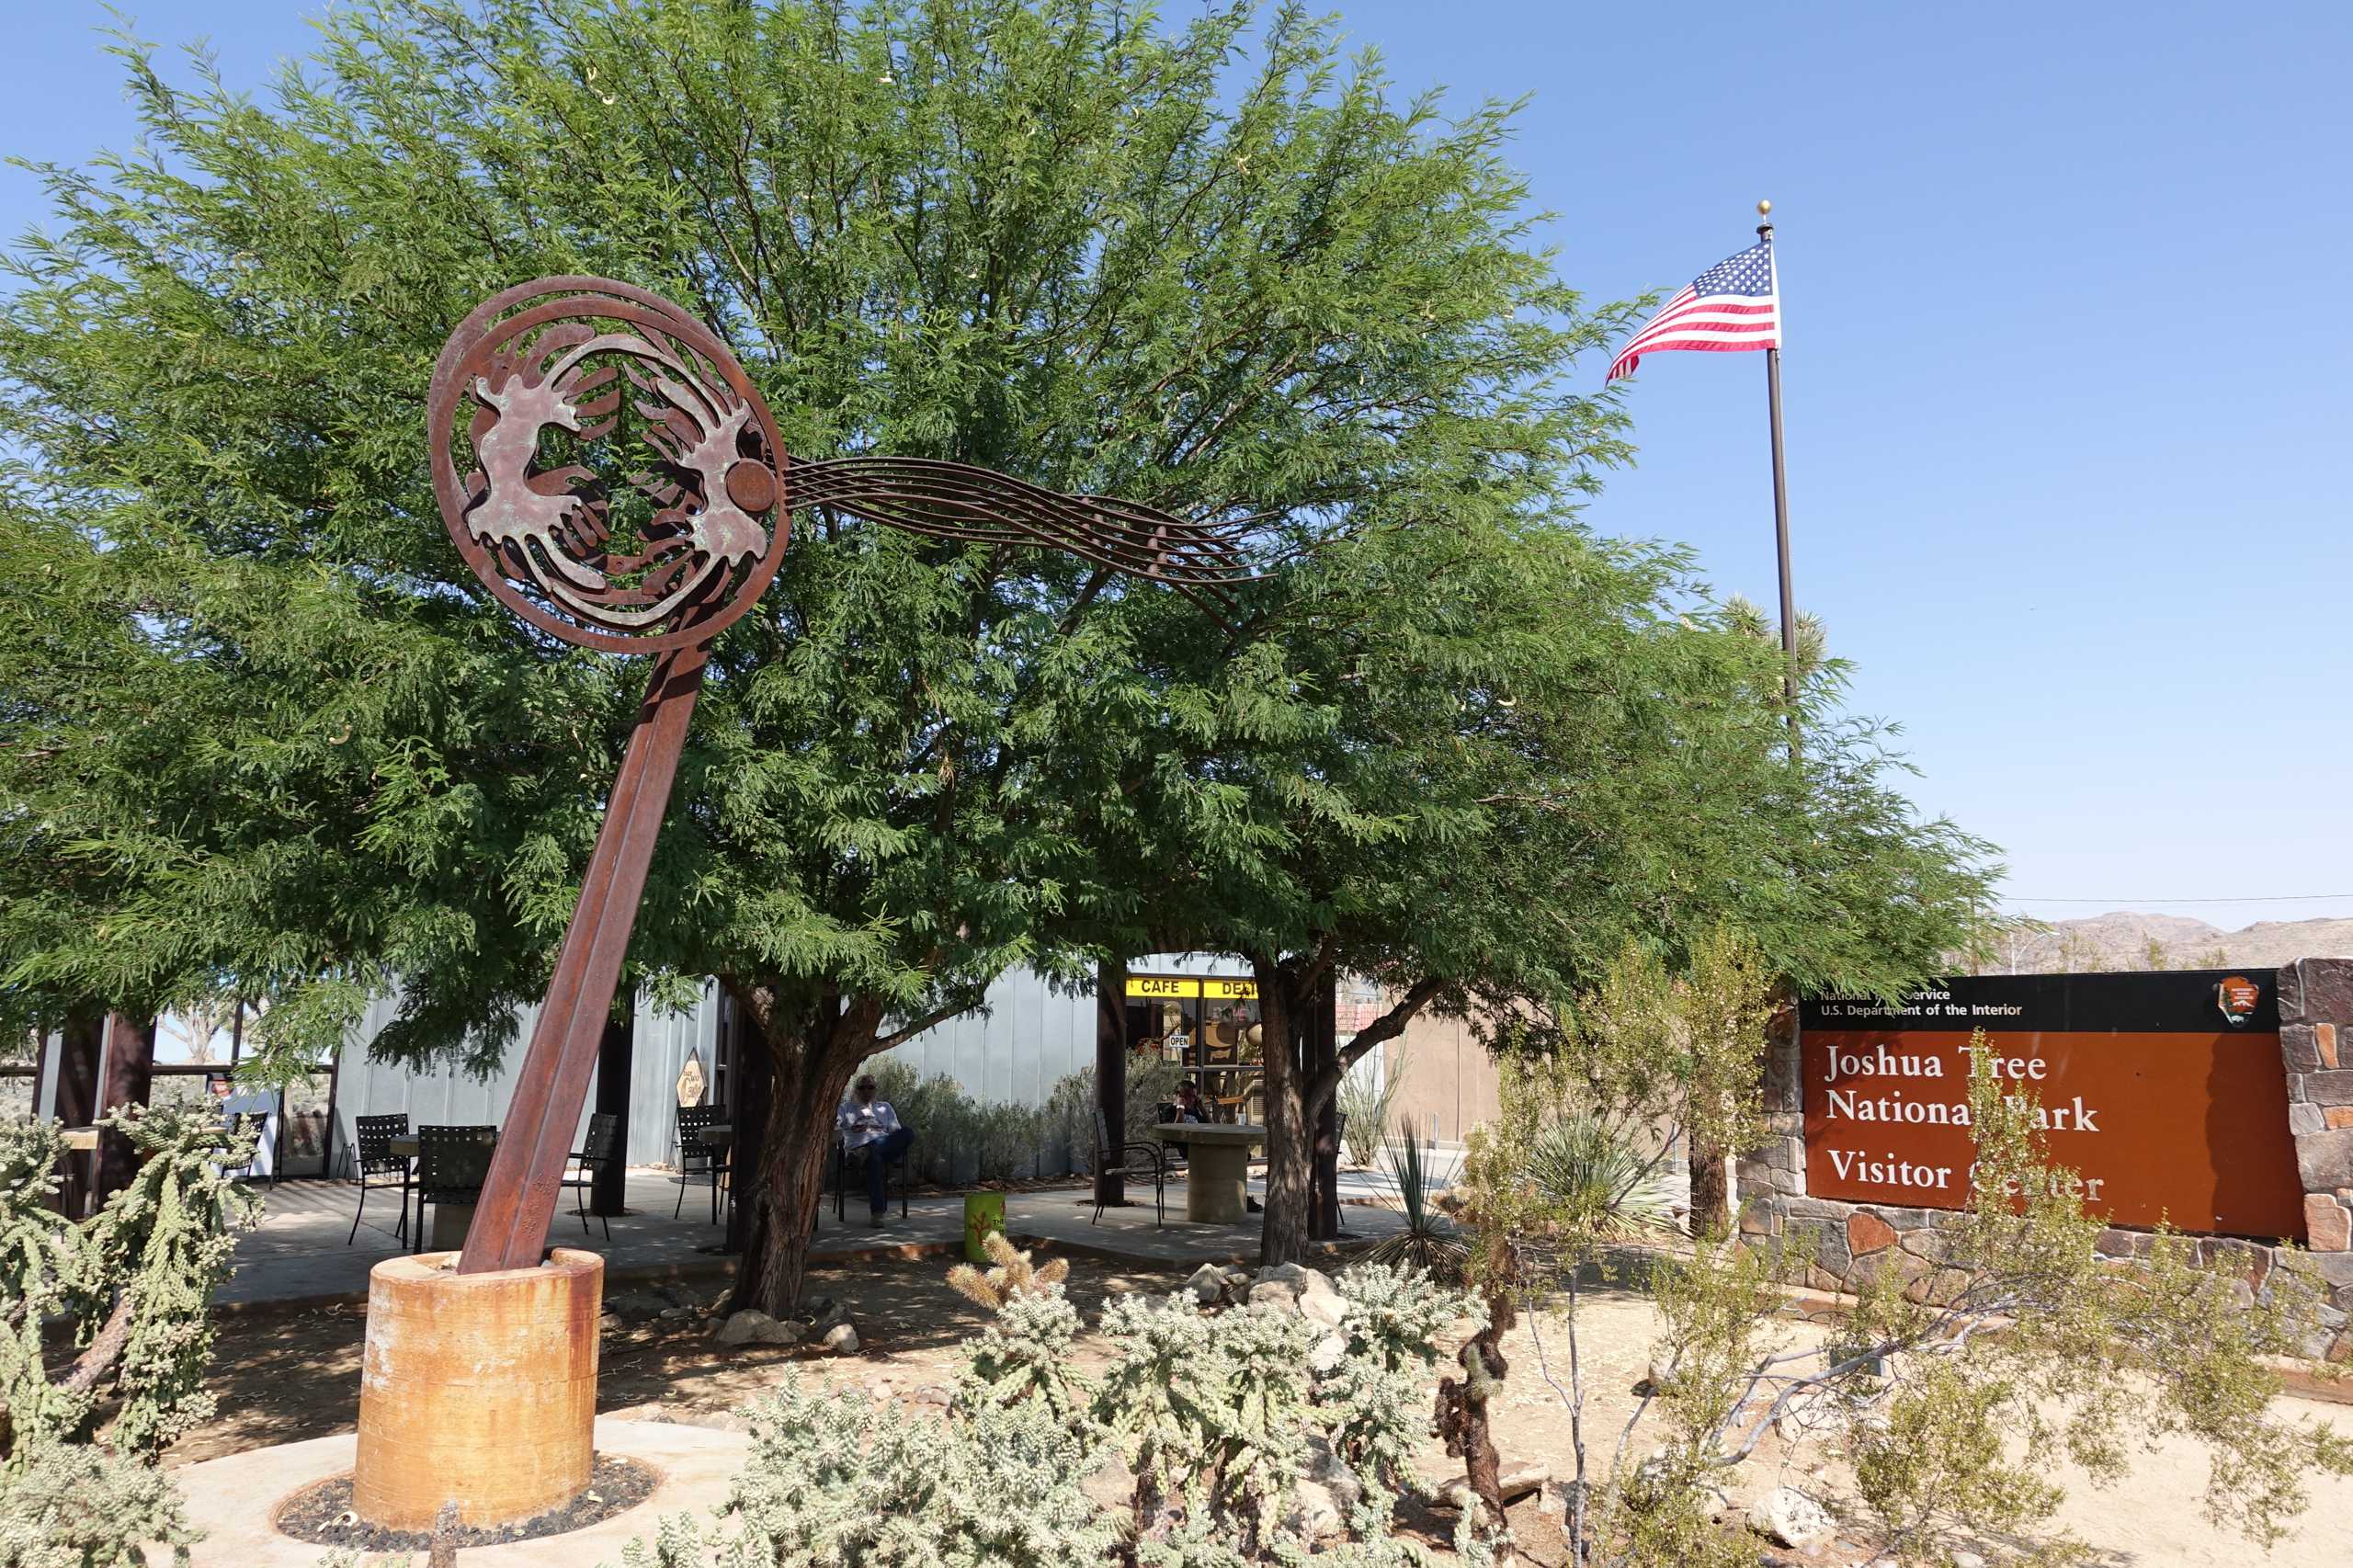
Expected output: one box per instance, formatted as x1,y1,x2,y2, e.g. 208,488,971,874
1800,971,2306,1240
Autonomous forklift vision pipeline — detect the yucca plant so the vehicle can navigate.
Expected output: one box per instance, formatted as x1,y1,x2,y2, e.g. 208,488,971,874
1523,1114,1681,1240
1361,1123,1468,1283
1336,1045,1410,1168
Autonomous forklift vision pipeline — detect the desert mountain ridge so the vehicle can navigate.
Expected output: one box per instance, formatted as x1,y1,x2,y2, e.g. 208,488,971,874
1976,911,2353,975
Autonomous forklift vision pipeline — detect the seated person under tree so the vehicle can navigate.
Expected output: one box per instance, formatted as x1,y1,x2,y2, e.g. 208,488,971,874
837,1073,912,1225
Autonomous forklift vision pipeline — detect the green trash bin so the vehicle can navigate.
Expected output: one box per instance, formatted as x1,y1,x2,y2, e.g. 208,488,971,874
963,1190,1006,1262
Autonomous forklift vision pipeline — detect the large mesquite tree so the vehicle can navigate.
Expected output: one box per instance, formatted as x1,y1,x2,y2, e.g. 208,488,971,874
1067,514,1996,1266
0,0,1645,1311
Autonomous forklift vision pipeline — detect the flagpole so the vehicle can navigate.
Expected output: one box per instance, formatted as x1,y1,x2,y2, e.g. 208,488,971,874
1757,199,1799,747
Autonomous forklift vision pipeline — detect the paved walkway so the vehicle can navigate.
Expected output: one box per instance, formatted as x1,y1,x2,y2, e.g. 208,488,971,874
219,1164,1432,1307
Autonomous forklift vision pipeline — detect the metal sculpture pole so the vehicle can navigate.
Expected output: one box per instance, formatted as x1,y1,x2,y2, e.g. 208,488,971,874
427,277,1263,1276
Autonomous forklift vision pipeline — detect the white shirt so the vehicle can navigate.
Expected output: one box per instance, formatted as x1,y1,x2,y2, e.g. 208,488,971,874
837,1096,903,1151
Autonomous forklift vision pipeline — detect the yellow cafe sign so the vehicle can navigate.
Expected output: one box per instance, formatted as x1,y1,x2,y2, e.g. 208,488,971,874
1124,974,1258,1000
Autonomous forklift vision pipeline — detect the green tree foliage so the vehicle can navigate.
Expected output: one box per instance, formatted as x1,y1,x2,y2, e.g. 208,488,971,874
1067,506,1996,1262
0,0,1665,1313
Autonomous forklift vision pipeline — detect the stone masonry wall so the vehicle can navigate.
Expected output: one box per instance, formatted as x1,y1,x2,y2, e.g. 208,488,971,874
1733,960,2353,1362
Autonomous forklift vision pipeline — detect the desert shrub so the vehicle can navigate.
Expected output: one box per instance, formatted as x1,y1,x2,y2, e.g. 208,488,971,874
1042,1070,1096,1172
865,1061,1064,1184
975,1101,1048,1182
1045,1056,1190,1175
1460,1005,2353,1568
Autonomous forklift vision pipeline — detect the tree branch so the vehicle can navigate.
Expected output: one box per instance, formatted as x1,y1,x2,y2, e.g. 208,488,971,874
875,993,984,1051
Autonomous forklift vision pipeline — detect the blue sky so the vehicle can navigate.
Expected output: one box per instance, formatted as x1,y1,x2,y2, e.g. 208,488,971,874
6,3,2348,933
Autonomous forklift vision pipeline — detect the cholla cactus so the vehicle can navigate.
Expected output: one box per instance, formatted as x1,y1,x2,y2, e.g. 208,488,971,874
621,1378,1118,1568
0,1104,258,1461
1314,1266,1482,1552
944,1231,1067,1309
949,1237,1092,1426
1096,1292,1318,1558
0,1105,258,1568
1333,1261,1476,1375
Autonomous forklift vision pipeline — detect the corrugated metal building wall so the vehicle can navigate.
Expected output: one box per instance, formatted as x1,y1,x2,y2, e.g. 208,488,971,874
325,960,1253,1172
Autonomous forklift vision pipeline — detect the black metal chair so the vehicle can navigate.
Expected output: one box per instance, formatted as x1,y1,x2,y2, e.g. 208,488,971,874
561,1111,621,1242
412,1125,497,1254
1092,1107,1166,1226
833,1131,914,1221
348,1113,412,1245
220,1112,266,1183
674,1105,731,1224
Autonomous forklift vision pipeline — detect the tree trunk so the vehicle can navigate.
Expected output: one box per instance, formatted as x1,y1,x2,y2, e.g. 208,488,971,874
1093,959,1127,1207
724,992,873,1316
1438,1285,1520,1564
1306,973,1340,1241
1688,1135,1732,1239
1256,967,1312,1267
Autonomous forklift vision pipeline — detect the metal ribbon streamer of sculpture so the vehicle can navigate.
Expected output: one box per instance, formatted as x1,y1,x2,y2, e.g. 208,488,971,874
426,276,1264,1275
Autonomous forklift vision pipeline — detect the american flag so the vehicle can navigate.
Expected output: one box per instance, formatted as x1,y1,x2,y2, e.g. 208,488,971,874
1608,240,1779,381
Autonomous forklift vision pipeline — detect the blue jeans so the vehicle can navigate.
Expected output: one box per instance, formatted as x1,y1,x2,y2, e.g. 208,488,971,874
854,1127,912,1214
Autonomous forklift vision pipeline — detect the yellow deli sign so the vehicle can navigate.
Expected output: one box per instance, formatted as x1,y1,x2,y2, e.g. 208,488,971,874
1125,975,1258,1000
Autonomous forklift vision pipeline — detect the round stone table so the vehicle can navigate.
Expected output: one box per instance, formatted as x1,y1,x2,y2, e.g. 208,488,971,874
1153,1122,1267,1223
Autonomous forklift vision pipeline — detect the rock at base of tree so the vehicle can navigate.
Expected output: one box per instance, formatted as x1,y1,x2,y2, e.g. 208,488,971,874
716,1309,804,1347
1185,1263,1227,1307
1297,1277,1347,1329
1755,1485,1835,1549
821,1322,860,1354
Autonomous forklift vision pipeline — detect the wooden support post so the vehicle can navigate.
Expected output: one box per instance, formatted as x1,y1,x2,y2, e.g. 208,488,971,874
1308,976,1341,1242
1094,959,1128,1209
51,1011,103,1218
92,1012,156,1207
725,995,769,1256
592,997,634,1219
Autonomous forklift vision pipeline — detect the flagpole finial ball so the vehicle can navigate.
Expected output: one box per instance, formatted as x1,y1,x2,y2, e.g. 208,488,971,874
1756,199,1772,218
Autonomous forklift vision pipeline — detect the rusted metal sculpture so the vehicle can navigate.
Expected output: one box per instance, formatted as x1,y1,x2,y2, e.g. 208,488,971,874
429,276,1260,1274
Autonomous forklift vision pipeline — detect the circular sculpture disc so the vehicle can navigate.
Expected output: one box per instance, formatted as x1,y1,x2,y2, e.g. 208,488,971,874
427,277,790,653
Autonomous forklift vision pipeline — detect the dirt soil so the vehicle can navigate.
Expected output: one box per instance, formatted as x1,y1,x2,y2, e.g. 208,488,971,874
276,1454,656,1553
174,1256,2353,1567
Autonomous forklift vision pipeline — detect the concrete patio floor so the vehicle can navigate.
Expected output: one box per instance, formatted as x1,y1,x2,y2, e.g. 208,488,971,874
218,1158,1449,1307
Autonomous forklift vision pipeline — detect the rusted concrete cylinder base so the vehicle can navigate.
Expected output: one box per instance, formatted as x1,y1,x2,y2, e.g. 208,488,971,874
353,1248,603,1530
